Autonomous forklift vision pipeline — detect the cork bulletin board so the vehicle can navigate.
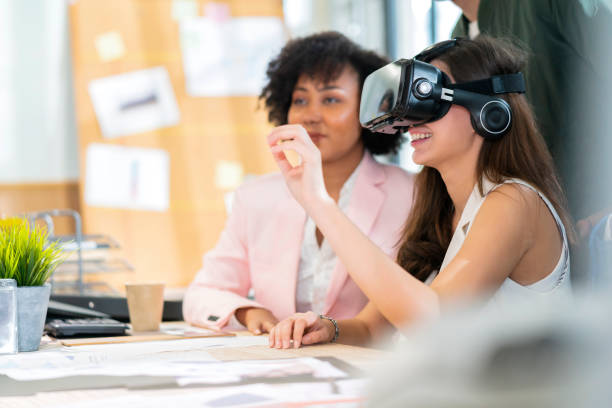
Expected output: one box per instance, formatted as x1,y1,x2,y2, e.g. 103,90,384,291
69,0,284,291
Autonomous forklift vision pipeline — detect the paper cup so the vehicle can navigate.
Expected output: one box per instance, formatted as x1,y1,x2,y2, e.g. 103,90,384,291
125,282,165,332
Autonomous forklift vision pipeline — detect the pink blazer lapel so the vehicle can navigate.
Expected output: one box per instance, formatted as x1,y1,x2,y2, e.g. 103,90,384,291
323,153,386,313
269,191,306,315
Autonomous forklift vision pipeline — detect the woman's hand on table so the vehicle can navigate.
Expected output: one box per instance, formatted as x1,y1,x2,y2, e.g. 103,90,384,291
235,307,278,335
268,311,335,349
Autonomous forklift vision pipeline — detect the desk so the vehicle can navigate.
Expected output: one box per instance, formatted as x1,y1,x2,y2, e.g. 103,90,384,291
0,326,385,407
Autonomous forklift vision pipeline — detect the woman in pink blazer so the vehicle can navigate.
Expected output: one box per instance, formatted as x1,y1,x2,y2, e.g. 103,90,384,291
183,32,414,334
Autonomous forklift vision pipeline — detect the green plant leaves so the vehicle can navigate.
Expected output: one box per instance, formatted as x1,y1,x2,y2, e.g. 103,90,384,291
0,218,67,286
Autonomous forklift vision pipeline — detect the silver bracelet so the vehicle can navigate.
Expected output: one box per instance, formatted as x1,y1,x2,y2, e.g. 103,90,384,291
319,314,339,343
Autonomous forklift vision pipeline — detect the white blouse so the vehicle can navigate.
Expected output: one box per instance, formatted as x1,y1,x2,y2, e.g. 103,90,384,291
295,158,363,314
434,178,571,310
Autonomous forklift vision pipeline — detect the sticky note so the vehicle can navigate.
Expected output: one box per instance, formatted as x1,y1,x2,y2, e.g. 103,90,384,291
203,2,231,22
94,31,126,62
215,160,244,190
172,0,198,21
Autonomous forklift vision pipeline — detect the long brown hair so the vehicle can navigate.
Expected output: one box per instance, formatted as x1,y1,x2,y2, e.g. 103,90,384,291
397,36,575,281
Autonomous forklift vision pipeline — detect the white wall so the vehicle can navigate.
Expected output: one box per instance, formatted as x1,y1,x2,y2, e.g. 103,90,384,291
283,0,386,53
0,0,78,183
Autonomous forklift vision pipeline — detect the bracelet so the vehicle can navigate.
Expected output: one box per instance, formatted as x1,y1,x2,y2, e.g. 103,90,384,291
319,314,339,343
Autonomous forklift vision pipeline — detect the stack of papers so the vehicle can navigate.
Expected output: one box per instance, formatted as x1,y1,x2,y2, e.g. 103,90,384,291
0,336,348,385
44,380,368,408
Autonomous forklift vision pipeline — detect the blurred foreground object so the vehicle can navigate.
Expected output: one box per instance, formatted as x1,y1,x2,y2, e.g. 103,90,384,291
588,214,612,290
368,293,612,407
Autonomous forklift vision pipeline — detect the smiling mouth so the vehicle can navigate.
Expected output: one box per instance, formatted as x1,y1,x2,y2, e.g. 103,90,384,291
410,132,432,142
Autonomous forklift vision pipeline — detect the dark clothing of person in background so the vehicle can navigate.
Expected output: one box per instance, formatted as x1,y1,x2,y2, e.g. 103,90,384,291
452,0,612,221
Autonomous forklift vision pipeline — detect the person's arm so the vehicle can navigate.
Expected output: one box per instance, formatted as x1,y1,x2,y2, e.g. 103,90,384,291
267,125,535,332
182,187,277,333
268,187,537,347
268,125,437,326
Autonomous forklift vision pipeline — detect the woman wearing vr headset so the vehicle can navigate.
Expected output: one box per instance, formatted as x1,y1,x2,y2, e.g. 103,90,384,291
183,32,413,335
267,36,574,348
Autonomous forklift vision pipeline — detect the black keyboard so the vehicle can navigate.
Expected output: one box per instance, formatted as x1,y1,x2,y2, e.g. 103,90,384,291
45,318,129,338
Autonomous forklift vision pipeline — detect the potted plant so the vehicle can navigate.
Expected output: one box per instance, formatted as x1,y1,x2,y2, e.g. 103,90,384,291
0,218,66,352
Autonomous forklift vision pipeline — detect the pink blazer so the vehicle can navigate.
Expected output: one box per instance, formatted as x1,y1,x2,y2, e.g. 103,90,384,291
183,153,415,329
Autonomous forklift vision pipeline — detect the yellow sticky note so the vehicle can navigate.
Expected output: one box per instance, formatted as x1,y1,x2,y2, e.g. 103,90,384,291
172,0,198,21
94,31,126,62
215,160,244,190
277,140,302,167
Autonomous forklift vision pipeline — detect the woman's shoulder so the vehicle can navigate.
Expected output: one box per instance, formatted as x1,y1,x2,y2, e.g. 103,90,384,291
477,180,544,240
486,179,542,212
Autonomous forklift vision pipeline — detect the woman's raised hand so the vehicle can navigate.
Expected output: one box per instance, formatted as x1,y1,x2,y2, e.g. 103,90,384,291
268,311,335,349
267,124,333,212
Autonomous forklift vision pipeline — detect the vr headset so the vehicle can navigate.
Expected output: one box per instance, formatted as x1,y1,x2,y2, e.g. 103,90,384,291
359,39,526,141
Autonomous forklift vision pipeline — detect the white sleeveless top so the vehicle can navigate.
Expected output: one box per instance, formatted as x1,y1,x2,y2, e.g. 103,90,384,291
433,178,571,310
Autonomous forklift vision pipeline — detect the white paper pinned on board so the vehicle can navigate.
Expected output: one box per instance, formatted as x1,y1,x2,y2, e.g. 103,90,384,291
88,66,180,139
171,0,198,21
85,144,170,211
94,31,126,62
179,17,286,96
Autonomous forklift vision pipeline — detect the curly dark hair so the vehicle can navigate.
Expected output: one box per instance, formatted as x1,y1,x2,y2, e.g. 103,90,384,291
259,31,405,155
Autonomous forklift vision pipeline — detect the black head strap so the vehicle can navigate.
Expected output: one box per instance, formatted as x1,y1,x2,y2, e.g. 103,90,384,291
414,38,458,62
448,73,526,95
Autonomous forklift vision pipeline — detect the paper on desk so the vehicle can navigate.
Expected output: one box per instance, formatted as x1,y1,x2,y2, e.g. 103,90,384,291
3,356,346,384
176,357,347,386
88,66,179,139
45,381,366,408
0,335,272,381
0,341,217,381
179,17,285,96
85,144,169,211
1,346,346,384
1,353,217,381
66,332,268,354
